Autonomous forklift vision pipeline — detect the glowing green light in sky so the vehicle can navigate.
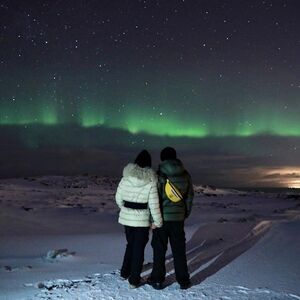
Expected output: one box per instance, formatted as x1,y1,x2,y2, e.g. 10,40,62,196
1,100,300,137
40,104,58,125
122,113,209,137
0,101,58,125
80,106,105,127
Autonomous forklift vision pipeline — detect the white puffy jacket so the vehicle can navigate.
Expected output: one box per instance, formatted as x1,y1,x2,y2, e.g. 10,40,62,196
115,163,163,228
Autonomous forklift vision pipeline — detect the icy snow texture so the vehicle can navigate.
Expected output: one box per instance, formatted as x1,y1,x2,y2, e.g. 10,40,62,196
31,271,299,300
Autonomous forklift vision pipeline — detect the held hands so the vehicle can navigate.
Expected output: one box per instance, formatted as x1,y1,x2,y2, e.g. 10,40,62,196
150,223,163,229
150,223,157,230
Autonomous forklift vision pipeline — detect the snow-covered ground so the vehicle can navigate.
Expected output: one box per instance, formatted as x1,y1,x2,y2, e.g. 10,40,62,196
0,175,300,300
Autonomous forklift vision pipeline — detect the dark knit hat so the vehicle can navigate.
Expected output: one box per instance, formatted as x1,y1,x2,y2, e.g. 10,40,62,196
160,147,177,161
134,150,152,168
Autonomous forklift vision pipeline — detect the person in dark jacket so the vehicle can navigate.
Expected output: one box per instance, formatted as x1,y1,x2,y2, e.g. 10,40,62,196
147,147,194,290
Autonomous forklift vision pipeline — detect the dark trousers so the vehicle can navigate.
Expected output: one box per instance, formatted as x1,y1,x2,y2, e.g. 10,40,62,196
121,226,149,285
150,221,190,285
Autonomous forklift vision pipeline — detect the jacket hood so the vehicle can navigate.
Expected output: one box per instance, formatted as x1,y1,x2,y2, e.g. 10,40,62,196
159,159,185,176
123,163,157,185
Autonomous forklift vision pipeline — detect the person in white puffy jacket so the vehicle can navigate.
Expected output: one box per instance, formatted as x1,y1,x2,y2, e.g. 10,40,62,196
115,150,163,288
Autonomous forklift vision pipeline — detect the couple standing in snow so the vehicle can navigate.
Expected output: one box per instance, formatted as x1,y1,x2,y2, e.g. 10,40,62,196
115,147,194,290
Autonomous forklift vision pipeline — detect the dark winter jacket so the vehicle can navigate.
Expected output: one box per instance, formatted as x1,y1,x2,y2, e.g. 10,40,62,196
157,159,194,221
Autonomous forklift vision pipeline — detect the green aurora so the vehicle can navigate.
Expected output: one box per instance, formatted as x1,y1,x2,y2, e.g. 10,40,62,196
0,103,299,137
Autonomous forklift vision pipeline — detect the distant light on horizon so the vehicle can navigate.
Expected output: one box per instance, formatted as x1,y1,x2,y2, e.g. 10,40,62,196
287,180,300,189
264,167,300,189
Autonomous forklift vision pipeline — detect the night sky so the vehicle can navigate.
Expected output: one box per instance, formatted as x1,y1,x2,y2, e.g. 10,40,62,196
0,0,300,187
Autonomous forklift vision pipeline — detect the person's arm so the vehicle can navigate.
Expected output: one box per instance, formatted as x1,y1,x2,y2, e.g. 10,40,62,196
185,173,194,218
148,182,163,228
157,170,165,199
115,178,124,209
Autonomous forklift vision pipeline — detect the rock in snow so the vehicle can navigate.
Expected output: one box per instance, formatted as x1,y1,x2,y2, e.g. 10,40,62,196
46,249,76,260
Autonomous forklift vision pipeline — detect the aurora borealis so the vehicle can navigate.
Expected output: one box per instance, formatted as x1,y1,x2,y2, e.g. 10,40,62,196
1,94,300,137
1,74,300,137
1,0,300,187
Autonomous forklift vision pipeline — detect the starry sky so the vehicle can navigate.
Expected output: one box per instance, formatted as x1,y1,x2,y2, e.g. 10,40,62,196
0,0,300,187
